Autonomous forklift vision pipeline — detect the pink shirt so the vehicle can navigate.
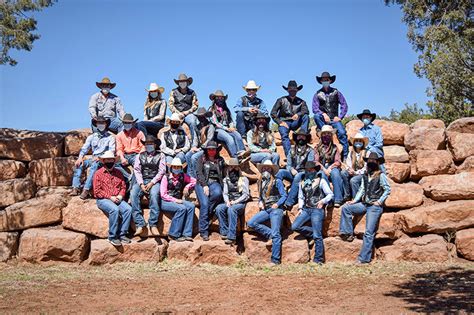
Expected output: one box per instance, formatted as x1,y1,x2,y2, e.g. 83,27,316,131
160,173,196,202
116,128,145,157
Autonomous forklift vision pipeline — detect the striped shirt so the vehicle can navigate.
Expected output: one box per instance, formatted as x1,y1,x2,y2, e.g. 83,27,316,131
93,167,126,199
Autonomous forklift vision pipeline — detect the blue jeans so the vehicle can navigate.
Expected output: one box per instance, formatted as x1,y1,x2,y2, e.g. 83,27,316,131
216,129,246,157
340,202,383,263
250,152,280,165
165,152,186,164
96,199,132,240
185,150,204,177
276,169,305,206
277,114,310,156
72,159,101,190
130,179,161,228
195,182,223,237
117,153,137,182
161,200,195,238
314,114,348,159
184,114,198,143
291,207,325,263
91,116,123,134
136,121,164,137
247,208,284,264
236,111,254,137
215,202,246,240
341,171,363,199
329,168,344,204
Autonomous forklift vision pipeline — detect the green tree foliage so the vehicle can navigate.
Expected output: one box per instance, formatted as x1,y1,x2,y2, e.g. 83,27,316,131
0,0,56,66
389,103,431,124
385,0,473,124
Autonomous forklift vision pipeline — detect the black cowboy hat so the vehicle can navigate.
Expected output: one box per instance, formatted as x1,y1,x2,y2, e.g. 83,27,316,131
91,116,111,128
357,109,377,122
282,80,303,91
195,107,213,118
316,71,336,84
120,113,138,124
209,90,228,101
254,113,271,123
140,135,161,147
304,161,321,171
202,141,221,150
363,152,385,164
292,128,312,142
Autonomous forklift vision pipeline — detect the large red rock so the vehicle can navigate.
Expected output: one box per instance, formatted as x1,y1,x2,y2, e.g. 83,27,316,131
0,194,66,232
377,234,450,262
385,182,424,209
88,237,168,265
457,156,474,174
446,131,474,162
62,197,109,238
419,172,474,201
354,212,402,239
345,120,364,140
385,162,410,183
0,160,27,180
0,232,19,262
446,117,474,134
323,237,364,262
0,128,65,161
397,200,474,234
0,178,36,208
384,146,409,163
18,227,89,263
412,119,445,129
64,129,91,156
373,120,409,145
28,157,76,187
409,150,455,180
455,228,474,261
36,186,73,198
130,209,199,237
404,127,446,151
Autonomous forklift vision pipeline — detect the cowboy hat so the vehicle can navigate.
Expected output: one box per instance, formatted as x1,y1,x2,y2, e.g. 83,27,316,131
140,135,161,147
120,113,138,124
226,158,240,167
99,150,115,160
145,82,165,94
257,160,279,174
304,161,321,171
96,77,116,89
169,157,186,168
363,151,385,164
318,125,336,136
316,72,336,84
283,80,303,91
254,113,271,123
195,107,213,118
166,113,183,124
174,73,193,85
209,90,228,101
292,128,312,142
91,116,111,128
350,132,369,147
242,80,261,91
357,109,377,122
202,141,220,150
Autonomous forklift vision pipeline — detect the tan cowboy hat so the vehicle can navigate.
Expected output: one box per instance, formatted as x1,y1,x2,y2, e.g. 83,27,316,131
318,125,336,136
350,132,369,147
174,73,193,85
99,150,115,160
257,160,279,174
145,82,165,94
96,77,116,89
209,90,228,101
168,157,186,168
242,80,261,91
166,113,183,124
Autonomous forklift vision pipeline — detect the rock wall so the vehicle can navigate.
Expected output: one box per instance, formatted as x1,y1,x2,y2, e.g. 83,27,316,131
0,118,473,265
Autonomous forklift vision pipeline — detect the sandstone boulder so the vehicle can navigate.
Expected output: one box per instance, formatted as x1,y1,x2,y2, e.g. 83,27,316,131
0,178,36,208
0,232,19,262
323,237,364,262
446,131,474,162
64,129,91,156
377,234,450,262
385,182,424,209
386,162,410,183
373,120,409,145
404,127,446,151
354,212,401,239
419,172,474,201
412,119,445,129
62,197,109,238
457,156,474,174
409,150,454,180
28,157,76,187
384,146,409,163
455,228,474,261
0,160,27,180
446,117,474,134
36,186,73,198
345,120,364,140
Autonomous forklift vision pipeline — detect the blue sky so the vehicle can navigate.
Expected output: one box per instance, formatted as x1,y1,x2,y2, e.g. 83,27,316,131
1,0,429,132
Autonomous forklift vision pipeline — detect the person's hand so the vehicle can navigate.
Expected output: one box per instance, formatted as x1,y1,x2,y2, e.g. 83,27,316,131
121,158,128,166
110,196,120,204
324,169,331,177
346,200,355,205
323,113,330,123
349,169,355,176
226,201,232,207
179,113,185,119
145,182,154,191
74,157,83,168
175,148,182,154
183,187,190,198
258,201,264,210
280,122,289,128
297,209,303,216
291,169,298,176
249,107,258,114
203,186,209,196
333,116,341,122
316,201,324,209
176,199,183,204
140,184,148,193
292,114,299,121
191,147,200,153
373,201,381,207
271,203,278,209
261,149,270,153
228,127,236,132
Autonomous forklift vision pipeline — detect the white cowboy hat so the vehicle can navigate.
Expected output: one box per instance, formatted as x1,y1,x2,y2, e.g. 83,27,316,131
145,83,165,94
256,159,279,174
99,150,115,159
169,157,185,168
167,113,183,123
242,80,261,91
350,132,369,147
318,125,336,136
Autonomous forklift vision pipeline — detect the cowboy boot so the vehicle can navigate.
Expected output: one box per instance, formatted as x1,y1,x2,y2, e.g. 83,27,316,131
69,187,81,196
79,189,90,200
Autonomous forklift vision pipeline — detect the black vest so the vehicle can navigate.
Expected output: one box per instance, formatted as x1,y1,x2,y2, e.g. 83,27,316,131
291,145,312,171
139,152,162,180
257,132,270,149
317,144,337,168
363,173,384,204
316,87,340,119
167,173,185,199
301,175,324,208
260,177,280,208
278,96,304,119
203,158,224,184
164,129,186,150
241,96,263,120
172,88,195,112
226,177,242,201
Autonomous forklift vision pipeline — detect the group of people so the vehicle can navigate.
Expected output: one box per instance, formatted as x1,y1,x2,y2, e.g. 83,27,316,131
70,71,391,265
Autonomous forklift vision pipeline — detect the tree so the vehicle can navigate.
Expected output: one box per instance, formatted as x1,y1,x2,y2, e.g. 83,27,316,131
385,0,473,124
389,103,431,124
0,0,56,66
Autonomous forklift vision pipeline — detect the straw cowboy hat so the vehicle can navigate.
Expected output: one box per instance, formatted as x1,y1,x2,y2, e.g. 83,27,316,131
169,157,186,168
292,128,312,142
357,109,377,122
242,80,261,91
174,73,193,85
283,80,303,91
209,90,228,101
91,116,111,128
120,113,138,124
257,160,279,174
350,132,369,147
195,107,213,118
141,135,161,147
316,71,336,84
96,77,116,89
363,151,385,164
99,150,116,160
318,125,336,136
145,83,165,94
166,113,183,124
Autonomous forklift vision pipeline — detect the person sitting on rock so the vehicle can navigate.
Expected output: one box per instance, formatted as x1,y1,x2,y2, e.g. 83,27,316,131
234,80,268,139
209,90,248,159
271,80,310,157
339,152,391,264
341,133,368,200
291,161,334,264
159,113,191,164
130,136,166,237
277,128,315,209
312,72,349,159
88,77,126,134
247,113,280,166
136,83,167,137
195,141,225,241
185,107,216,177
116,113,145,182
314,125,344,207
160,158,196,242
71,116,116,199
215,158,250,245
93,151,132,247
247,160,287,265
357,109,384,159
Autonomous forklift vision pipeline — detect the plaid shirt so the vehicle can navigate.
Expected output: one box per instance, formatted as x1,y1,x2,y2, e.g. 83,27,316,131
93,167,126,199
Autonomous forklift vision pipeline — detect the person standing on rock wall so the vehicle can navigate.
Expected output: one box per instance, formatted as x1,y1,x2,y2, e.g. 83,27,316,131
234,80,268,140
136,83,167,137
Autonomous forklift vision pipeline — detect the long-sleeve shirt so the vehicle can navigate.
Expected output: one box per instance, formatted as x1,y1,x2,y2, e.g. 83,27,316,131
209,110,235,131
286,146,315,172
270,96,309,124
79,132,115,159
88,92,125,119
359,123,384,157
246,129,276,153
116,128,145,157
133,152,167,185
312,89,348,119
353,173,391,204
191,122,215,148
168,89,199,114
234,96,268,115
344,150,366,175
159,127,191,156
298,177,334,209
93,167,126,199
144,99,167,122
223,177,250,204
259,178,287,208
160,174,196,202
314,145,342,169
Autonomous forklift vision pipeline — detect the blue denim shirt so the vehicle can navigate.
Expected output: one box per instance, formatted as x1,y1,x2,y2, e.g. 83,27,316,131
353,172,391,204
234,96,268,115
359,123,384,157
79,131,116,158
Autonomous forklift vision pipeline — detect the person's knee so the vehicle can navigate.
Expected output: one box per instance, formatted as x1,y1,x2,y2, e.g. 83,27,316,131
247,218,256,229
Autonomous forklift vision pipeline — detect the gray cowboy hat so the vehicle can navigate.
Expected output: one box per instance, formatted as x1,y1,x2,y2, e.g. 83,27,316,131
253,113,271,123
195,107,213,118
202,140,221,151
304,161,321,171
209,90,228,101
256,160,279,174
363,151,385,164
292,128,312,142
282,80,303,91
316,71,336,84
120,113,138,124
174,73,193,85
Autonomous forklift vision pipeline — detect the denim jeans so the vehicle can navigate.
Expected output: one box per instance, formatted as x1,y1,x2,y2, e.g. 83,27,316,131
340,172,363,199
247,208,284,264
91,116,123,134
329,168,344,204
314,114,348,159
291,207,325,263
161,200,195,238
236,111,254,137
165,152,186,164
215,202,246,240
195,182,223,237
184,114,198,144
250,152,280,165
216,129,246,157
136,121,164,137
340,202,383,263
117,153,137,182
130,179,161,228
72,159,101,190
341,170,352,200
276,169,305,206
277,114,310,156
185,150,204,177
96,199,132,240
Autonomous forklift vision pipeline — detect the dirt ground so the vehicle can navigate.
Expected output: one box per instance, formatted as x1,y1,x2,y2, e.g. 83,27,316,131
0,260,473,314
